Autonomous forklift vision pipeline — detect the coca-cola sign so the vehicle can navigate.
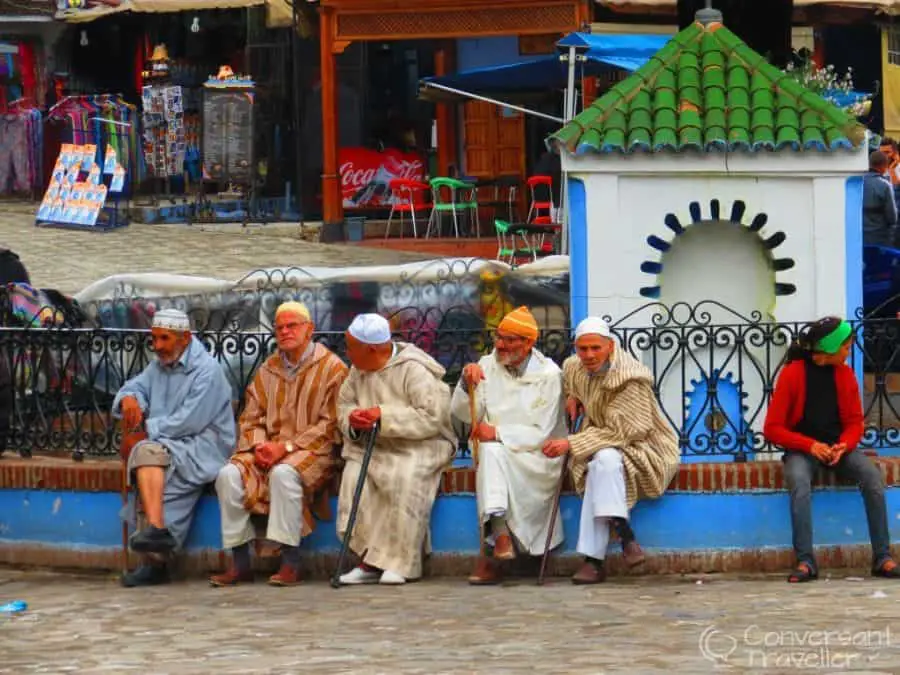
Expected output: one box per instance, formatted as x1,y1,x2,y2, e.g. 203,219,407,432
339,147,426,209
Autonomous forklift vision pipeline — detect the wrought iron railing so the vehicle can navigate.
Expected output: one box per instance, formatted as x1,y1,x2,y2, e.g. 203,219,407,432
0,295,898,461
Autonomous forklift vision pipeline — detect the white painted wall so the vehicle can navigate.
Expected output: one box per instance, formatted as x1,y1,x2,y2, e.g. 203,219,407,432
562,147,867,455
570,172,851,325
657,220,775,315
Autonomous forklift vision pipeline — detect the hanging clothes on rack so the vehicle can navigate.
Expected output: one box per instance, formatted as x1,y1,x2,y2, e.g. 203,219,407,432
0,102,43,197
0,39,46,114
46,94,143,194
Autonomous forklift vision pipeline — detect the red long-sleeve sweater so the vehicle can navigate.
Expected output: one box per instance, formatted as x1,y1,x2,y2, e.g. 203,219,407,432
763,359,864,453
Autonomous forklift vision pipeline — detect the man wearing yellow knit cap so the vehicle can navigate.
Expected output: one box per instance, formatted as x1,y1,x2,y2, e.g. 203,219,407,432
451,306,566,584
210,301,348,587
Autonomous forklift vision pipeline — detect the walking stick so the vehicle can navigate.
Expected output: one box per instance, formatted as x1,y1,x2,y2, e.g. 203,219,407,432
469,387,485,556
119,426,146,575
537,412,583,586
331,421,380,589
121,462,129,574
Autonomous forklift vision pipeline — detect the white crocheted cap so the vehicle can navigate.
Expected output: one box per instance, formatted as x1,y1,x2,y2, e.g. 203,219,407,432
152,308,191,332
574,316,611,340
347,313,391,345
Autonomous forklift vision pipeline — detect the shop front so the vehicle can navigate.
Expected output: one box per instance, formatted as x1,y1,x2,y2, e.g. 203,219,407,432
0,0,63,200
46,0,305,225
318,0,591,239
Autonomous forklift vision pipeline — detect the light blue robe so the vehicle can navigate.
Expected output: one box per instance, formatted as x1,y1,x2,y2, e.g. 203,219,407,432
113,337,235,549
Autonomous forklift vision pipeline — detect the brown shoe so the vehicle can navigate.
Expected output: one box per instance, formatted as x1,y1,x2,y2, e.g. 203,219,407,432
268,564,302,587
209,567,254,587
572,559,606,585
623,540,646,568
493,533,516,561
468,556,503,585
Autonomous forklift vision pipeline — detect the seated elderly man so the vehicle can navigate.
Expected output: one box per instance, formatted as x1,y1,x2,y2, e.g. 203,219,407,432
542,317,680,584
115,308,235,587
450,306,567,585
336,313,455,585
210,302,348,587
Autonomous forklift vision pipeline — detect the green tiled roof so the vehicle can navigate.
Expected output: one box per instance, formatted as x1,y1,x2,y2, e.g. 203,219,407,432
549,18,867,155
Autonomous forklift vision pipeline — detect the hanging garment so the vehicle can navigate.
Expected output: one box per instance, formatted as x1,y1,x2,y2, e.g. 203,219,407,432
0,116,29,193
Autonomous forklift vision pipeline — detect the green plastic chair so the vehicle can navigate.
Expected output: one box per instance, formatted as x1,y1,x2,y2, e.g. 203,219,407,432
494,219,538,265
426,177,480,238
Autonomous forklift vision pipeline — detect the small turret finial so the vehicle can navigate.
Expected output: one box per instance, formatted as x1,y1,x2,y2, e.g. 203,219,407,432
696,0,723,24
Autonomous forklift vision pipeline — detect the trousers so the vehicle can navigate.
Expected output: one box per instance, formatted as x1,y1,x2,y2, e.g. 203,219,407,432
0,117,28,193
784,450,890,569
216,463,304,548
577,448,629,560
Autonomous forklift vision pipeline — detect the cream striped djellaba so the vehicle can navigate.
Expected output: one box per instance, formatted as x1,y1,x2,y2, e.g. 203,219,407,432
563,347,680,509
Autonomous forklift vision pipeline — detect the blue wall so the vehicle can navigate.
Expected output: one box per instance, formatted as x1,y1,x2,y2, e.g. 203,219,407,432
567,176,588,324
456,37,539,72
3,488,900,555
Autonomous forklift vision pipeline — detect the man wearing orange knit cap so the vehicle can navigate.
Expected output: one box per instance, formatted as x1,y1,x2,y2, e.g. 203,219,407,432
451,306,566,584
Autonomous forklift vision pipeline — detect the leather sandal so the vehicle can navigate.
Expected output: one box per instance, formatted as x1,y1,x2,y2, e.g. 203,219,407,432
873,559,900,578
787,562,818,583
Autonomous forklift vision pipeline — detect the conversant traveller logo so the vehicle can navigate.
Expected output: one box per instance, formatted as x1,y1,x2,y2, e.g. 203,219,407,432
698,624,892,669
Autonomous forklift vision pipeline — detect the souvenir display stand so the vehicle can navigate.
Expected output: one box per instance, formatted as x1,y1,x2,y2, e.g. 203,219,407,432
35,142,129,231
188,70,260,225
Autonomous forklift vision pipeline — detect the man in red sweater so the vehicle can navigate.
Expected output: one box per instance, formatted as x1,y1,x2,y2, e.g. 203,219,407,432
764,317,899,582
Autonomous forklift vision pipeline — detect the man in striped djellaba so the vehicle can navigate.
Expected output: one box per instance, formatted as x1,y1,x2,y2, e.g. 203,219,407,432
210,301,348,587
543,317,680,584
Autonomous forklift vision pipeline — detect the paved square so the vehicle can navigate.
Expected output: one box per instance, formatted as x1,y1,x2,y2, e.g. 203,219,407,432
1,203,431,295
2,571,899,673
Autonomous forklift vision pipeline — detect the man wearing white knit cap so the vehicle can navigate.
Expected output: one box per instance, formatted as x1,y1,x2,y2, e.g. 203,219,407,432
335,313,455,585
542,316,679,584
114,307,235,587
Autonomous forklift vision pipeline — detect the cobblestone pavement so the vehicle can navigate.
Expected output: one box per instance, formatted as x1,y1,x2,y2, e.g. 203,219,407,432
0,203,432,295
2,571,900,674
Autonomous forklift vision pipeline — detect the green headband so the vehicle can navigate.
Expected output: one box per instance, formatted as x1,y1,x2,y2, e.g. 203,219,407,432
815,320,852,355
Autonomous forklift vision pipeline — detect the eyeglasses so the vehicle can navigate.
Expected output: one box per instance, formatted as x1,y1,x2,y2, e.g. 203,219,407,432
494,332,526,345
276,321,307,332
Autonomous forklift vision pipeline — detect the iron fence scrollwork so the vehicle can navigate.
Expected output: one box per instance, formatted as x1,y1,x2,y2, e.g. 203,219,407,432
1,292,899,461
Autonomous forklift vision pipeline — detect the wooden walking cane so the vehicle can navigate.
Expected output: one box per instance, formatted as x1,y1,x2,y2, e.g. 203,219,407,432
121,462,129,574
331,421,380,589
537,412,583,586
119,426,147,575
469,386,485,556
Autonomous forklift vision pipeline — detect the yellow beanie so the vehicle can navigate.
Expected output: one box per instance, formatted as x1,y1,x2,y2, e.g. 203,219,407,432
275,301,311,321
497,306,538,341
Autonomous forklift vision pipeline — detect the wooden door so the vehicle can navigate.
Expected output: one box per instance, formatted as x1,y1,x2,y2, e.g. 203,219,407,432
462,101,525,180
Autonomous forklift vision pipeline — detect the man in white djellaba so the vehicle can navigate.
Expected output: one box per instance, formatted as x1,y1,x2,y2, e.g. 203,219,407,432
451,305,566,585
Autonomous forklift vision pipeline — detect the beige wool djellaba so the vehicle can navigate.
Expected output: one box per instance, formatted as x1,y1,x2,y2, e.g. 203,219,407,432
336,342,456,579
563,348,680,508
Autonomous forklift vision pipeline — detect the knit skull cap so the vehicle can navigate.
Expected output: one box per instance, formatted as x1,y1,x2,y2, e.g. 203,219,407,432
275,301,311,322
497,306,539,341
574,316,612,340
347,313,392,345
152,308,191,332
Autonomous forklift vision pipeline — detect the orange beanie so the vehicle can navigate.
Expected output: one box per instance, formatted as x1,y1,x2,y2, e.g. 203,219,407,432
497,306,538,341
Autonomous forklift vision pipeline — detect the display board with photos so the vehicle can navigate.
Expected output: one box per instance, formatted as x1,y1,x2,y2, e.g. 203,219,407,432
201,87,254,187
35,143,128,229
141,84,186,178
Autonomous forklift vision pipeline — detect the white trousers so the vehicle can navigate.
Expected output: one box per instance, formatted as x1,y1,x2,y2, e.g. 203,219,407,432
476,441,564,555
216,463,304,549
576,448,629,560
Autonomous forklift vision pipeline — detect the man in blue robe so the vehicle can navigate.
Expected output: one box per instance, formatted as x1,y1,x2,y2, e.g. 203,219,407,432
114,308,235,587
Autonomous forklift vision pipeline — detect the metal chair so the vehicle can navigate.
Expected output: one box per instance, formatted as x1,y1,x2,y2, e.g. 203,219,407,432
385,178,431,239
426,177,479,238
526,175,555,225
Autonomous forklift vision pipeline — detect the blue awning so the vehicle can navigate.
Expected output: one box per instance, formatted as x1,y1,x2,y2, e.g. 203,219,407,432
420,33,671,96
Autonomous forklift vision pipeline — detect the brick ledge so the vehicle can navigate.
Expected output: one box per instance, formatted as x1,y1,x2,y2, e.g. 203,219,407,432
2,455,900,494
2,543,896,578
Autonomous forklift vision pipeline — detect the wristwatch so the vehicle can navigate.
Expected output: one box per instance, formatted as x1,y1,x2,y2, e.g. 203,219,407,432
285,441,295,454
